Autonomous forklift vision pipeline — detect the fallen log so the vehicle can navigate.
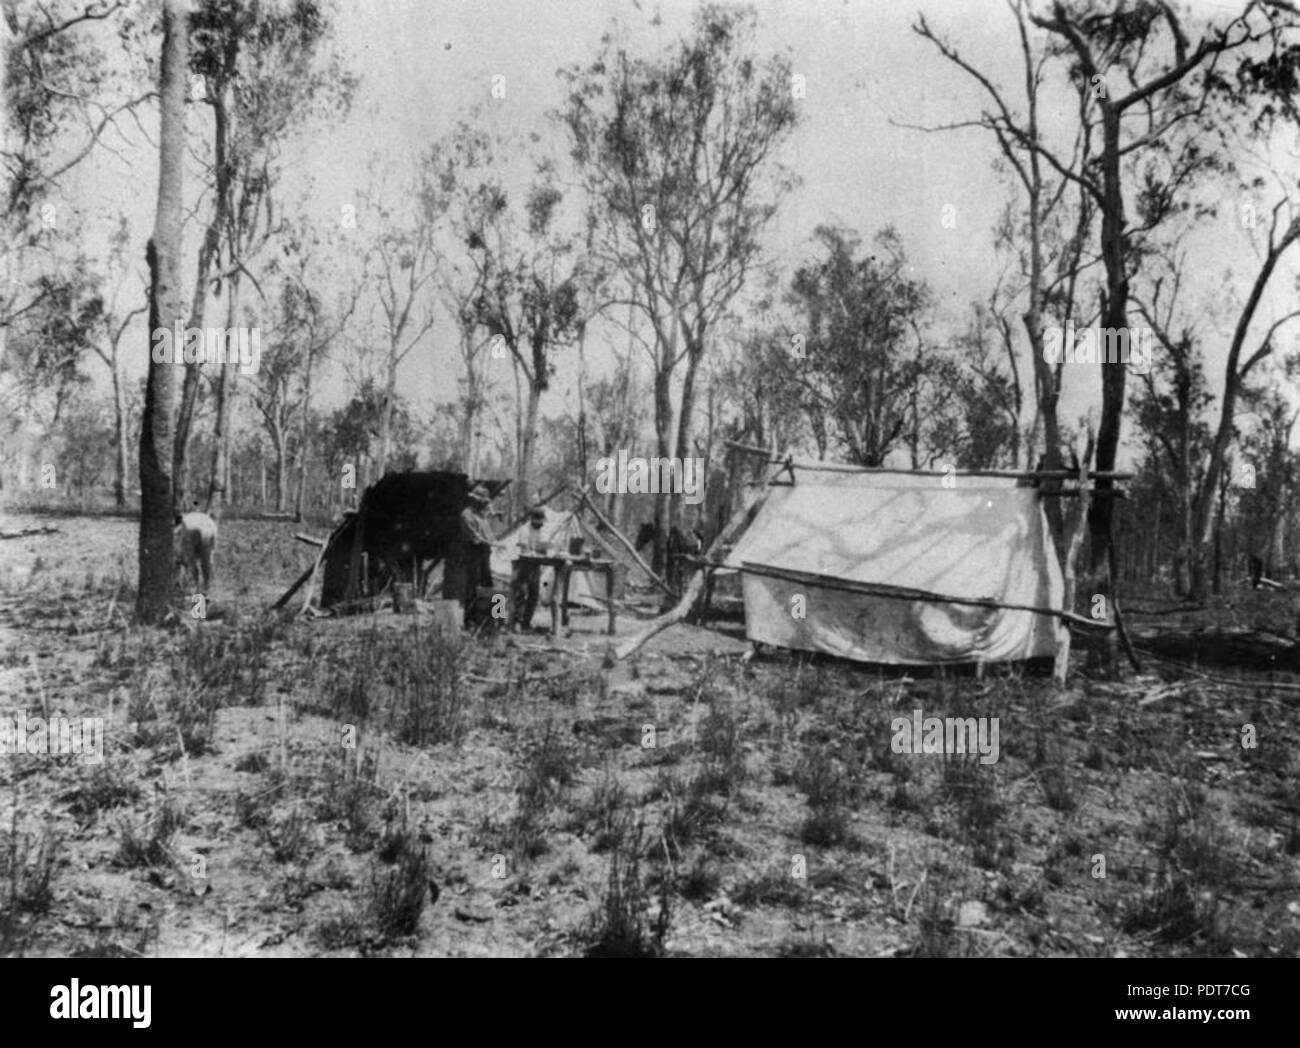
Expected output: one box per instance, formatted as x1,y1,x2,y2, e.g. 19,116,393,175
0,526,62,540
1129,627,1300,673
1129,649,1300,700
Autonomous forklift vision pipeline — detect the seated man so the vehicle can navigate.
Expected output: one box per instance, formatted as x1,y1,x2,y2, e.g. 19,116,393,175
512,505,549,631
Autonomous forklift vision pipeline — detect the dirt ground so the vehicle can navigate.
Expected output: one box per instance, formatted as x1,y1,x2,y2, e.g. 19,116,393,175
1,510,1298,957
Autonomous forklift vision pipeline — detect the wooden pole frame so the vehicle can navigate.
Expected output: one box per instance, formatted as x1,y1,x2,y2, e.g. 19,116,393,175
607,447,785,664
735,561,1106,632
720,442,1133,483
577,487,674,596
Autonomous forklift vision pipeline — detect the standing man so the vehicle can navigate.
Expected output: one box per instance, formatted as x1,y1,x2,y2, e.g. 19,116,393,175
512,505,549,631
459,484,497,612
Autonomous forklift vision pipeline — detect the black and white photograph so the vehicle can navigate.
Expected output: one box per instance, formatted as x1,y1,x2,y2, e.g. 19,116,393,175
1,0,1298,992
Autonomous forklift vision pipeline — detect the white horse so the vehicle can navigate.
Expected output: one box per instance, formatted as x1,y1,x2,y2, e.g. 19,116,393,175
173,511,218,595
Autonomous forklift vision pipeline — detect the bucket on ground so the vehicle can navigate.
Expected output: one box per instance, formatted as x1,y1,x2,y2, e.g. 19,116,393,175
393,582,414,614
430,599,462,633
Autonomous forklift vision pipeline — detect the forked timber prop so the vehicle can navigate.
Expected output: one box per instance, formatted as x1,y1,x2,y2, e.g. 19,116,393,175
577,486,674,597
606,448,784,665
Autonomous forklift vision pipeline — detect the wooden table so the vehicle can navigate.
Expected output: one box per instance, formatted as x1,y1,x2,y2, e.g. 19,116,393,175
512,553,616,635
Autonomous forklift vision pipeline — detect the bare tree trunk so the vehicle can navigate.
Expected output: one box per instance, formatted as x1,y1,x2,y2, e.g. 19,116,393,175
1054,427,1094,684
651,365,673,579
908,377,920,470
459,329,482,476
517,378,541,511
272,423,287,512
1150,497,1162,588
1190,217,1300,598
293,346,316,522
292,448,306,517
1009,418,1022,469
577,319,589,477
672,335,705,539
378,351,396,478
1181,474,1196,597
206,275,240,516
137,0,186,624
510,355,523,518
174,91,229,507
1086,108,1129,592
701,378,717,520
276,440,287,511
1211,468,1229,596
1270,508,1286,575
459,389,476,474
1025,297,1063,548
111,363,127,509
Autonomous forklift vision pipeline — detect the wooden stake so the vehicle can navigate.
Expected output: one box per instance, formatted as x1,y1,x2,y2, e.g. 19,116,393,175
271,561,315,611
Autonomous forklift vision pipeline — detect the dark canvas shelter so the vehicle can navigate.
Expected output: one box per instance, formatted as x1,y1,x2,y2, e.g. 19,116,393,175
307,470,510,611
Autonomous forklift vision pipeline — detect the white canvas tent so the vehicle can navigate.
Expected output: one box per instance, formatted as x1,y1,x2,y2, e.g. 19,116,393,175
490,505,648,609
722,466,1064,665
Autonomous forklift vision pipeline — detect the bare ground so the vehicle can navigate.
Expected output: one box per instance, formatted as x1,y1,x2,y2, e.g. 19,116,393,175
1,510,1298,957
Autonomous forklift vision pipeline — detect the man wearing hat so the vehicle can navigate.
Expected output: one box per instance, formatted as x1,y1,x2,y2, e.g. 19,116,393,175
511,505,550,631
459,484,497,601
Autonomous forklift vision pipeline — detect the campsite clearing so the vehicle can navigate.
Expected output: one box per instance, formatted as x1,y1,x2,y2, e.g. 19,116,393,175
1,511,1298,958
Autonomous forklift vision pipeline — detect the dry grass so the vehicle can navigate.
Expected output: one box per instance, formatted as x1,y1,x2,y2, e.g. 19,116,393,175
2,511,1299,957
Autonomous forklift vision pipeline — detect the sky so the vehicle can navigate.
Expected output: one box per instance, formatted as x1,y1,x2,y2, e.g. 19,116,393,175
57,0,1300,463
